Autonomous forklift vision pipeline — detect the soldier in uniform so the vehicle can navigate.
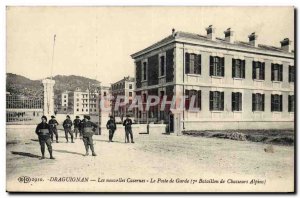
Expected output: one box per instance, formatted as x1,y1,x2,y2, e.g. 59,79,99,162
35,116,55,160
73,115,81,139
81,115,98,156
123,115,134,143
63,115,74,143
106,116,117,142
48,115,59,143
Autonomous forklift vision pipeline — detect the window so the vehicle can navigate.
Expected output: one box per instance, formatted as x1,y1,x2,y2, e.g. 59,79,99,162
252,61,265,80
271,94,282,112
64,108,66,111
64,100,66,102
289,66,295,82
232,92,242,111
271,63,283,81
104,92,107,96
77,103,79,106
77,109,79,112
143,93,147,103
289,95,294,112
185,53,201,75
129,84,133,89
143,62,147,80
64,95,67,98
209,91,224,111
210,56,224,77
232,59,245,78
86,109,88,112
252,93,265,111
160,56,165,76
185,90,201,110
82,109,84,112
129,92,132,97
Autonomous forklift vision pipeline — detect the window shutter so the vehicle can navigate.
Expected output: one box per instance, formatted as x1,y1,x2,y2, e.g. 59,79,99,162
288,95,291,112
242,60,246,78
271,94,274,111
209,91,213,110
271,64,274,81
232,59,235,78
239,92,242,111
262,63,265,80
289,66,291,82
196,55,201,75
210,56,214,76
185,90,189,110
232,92,235,111
262,94,265,111
280,95,283,111
252,94,255,111
279,65,283,81
252,61,256,79
198,90,201,110
185,53,190,74
221,57,225,77
221,92,224,111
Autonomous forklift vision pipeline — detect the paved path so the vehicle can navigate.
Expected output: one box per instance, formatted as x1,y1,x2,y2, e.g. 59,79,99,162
6,126,294,192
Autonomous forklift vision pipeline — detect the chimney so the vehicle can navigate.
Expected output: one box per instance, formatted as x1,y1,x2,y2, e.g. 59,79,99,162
206,25,216,41
280,38,292,52
172,28,176,37
224,28,234,43
248,32,258,47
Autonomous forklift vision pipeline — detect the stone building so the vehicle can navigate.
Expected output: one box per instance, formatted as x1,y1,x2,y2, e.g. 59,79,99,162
131,26,294,133
111,76,135,117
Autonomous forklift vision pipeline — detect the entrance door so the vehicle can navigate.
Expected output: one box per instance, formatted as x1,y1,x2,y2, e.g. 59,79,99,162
169,114,174,133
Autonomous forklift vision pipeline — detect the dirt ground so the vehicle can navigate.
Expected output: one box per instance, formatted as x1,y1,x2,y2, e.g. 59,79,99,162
6,125,294,192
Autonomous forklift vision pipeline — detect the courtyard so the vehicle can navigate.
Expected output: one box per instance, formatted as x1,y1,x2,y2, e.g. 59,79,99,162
6,125,294,192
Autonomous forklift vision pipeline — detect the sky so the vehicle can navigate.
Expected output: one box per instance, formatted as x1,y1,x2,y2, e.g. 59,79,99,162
6,6,294,85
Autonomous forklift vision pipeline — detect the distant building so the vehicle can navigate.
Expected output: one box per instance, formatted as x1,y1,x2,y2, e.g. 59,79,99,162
111,76,135,117
131,26,294,132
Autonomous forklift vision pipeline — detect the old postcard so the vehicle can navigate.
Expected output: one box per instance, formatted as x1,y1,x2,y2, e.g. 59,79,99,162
6,6,295,192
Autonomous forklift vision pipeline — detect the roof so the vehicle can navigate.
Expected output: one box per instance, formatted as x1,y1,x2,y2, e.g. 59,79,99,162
131,31,294,58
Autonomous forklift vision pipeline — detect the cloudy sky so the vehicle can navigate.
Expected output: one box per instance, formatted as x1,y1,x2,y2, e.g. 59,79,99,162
6,6,294,85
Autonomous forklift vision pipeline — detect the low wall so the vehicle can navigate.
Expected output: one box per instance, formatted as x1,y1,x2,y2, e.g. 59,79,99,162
183,121,294,131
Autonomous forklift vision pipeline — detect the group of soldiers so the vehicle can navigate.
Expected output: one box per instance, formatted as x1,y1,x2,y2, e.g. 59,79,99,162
35,114,134,160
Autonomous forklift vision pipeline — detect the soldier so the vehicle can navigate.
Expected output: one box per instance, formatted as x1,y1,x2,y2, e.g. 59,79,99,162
81,115,97,156
106,116,117,142
48,115,59,143
63,115,74,143
73,115,81,139
35,115,55,160
123,115,134,143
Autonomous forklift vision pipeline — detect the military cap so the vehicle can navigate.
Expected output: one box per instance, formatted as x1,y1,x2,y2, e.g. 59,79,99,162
109,115,114,118
76,116,79,118
84,115,88,119
51,115,55,118
41,115,47,121
86,115,91,120
66,115,70,118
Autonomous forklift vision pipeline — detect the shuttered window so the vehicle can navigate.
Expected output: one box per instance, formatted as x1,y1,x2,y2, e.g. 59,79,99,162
143,62,147,81
288,95,294,112
252,93,265,111
185,53,201,75
210,56,224,77
185,90,201,110
252,61,265,80
271,94,283,112
160,56,165,76
271,63,283,81
209,91,224,111
289,66,295,82
232,59,245,78
232,92,242,111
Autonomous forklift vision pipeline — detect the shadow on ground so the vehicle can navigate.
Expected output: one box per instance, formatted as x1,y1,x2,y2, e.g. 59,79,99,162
53,149,83,156
11,151,40,158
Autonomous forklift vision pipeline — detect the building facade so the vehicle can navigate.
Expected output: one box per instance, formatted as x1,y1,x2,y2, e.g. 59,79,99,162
111,76,135,117
131,26,294,132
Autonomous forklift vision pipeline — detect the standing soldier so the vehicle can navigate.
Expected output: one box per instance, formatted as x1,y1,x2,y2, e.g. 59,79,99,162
81,115,97,156
35,116,55,160
63,115,74,143
73,116,81,139
106,116,117,142
123,115,134,143
48,115,59,143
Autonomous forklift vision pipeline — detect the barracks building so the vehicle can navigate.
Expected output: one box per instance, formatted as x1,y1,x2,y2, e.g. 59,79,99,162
131,25,294,132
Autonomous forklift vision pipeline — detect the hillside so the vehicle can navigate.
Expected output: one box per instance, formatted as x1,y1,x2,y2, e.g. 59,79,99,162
6,73,101,99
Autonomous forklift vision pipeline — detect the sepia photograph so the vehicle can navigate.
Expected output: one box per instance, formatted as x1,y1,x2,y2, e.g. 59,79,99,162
5,6,295,192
